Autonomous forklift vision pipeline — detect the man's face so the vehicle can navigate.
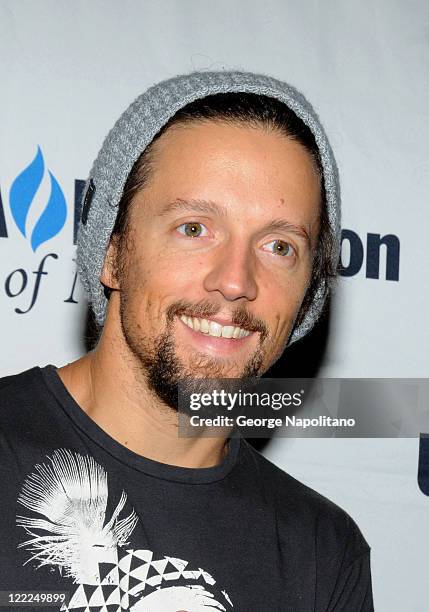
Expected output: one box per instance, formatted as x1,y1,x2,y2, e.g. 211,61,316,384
103,120,321,408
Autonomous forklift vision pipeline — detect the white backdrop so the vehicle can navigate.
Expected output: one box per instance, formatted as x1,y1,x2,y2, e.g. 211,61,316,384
1,1,428,610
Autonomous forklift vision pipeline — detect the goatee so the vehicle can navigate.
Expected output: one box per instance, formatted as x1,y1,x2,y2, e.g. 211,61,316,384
120,299,267,412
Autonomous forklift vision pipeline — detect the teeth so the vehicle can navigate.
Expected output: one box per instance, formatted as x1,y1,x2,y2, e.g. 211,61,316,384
221,325,234,338
209,321,222,337
179,315,250,339
200,318,209,333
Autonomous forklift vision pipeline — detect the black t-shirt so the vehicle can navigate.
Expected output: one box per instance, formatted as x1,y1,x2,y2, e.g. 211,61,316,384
0,365,373,611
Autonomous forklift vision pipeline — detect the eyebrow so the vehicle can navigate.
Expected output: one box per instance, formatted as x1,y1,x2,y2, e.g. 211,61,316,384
159,198,311,246
159,198,228,218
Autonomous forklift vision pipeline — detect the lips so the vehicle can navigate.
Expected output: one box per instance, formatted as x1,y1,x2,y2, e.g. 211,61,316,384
175,313,256,358
179,314,251,339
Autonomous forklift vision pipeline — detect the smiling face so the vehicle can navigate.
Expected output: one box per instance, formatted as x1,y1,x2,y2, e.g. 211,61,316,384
101,120,321,407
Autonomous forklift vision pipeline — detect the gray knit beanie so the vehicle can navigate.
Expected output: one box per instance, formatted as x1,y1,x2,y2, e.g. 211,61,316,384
76,70,341,346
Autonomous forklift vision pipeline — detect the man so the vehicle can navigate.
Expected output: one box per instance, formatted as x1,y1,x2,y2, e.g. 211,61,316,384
0,71,373,610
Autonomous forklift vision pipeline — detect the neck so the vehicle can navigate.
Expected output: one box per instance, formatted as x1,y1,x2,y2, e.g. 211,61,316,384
57,305,230,469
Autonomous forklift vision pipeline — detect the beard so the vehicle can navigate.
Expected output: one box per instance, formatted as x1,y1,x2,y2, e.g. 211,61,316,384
119,296,268,412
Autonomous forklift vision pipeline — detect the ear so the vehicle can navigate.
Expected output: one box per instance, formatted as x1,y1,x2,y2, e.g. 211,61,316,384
100,236,120,290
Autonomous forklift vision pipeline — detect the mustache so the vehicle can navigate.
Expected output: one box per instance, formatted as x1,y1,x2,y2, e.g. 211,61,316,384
166,299,269,343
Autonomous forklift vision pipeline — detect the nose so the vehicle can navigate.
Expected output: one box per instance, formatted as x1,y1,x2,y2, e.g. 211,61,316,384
203,240,258,302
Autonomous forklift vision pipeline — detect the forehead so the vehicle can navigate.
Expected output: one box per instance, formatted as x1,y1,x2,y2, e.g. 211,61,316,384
131,120,321,226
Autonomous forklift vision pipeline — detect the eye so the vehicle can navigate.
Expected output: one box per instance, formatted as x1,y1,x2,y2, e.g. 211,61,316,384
177,222,208,238
263,239,295,257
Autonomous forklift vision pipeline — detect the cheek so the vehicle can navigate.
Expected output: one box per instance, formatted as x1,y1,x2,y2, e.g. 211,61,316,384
124,255,193,322
267,305,294,345
263,274,310,340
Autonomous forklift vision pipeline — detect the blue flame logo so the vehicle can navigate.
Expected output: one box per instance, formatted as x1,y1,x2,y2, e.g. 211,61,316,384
9,146,67,251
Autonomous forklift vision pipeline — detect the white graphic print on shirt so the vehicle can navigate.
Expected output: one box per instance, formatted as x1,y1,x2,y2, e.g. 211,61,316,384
16,449,234,611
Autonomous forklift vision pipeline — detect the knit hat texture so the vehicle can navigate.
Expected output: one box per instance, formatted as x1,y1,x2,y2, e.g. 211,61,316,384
76,70,341,345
